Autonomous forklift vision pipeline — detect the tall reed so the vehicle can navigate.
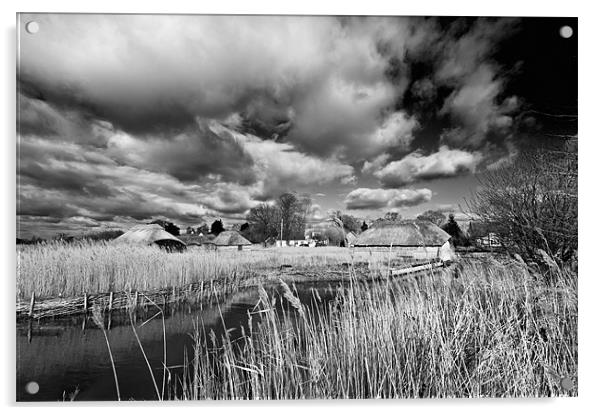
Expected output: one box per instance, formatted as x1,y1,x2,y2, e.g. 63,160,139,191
179,259,577,399
16,242,359,301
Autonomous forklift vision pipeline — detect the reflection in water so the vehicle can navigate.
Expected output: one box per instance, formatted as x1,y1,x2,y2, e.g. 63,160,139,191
16,281,342,401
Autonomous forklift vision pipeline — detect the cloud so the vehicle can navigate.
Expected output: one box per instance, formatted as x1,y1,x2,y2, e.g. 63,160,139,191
18,15,522,172
344,187,432,210
106,118,257,184
17,189,81,218
432,18,521,147
198,187,257,215
364,111,419,151
18,15,428,163
17,102,358,230
411,78,438,101
208,122,356,198
307,203,327,222
361,153,391,174
373,146,483,187
18,162,211,223
16,15,531,237
439,66,518,147
17,132,257,227
434,19,518,81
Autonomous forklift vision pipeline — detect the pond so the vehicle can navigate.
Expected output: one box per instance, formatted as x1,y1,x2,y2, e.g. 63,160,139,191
16,281,344,401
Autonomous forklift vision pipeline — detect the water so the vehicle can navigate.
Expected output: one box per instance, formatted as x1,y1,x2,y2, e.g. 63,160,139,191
16,281,343,401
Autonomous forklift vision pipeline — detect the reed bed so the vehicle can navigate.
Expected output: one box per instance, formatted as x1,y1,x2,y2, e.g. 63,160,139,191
16,241,362,302
179,258,577,399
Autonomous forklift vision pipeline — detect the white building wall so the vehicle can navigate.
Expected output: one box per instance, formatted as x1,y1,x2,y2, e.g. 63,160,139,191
276,240,307,247
353,245,453,261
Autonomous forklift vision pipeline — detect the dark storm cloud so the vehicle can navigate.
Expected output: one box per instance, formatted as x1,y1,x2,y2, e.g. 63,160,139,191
19,93,258,186
394,17,523,160
108,119,258,185
19,15,524,165
17,133,217,225
17,95,355,230
18,192,80,218
19,156,115,198
18,14,428,162
18,93,110,147
356,18,526,187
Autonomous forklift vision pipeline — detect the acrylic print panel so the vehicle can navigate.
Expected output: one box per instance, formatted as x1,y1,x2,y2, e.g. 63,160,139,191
16,14,578,401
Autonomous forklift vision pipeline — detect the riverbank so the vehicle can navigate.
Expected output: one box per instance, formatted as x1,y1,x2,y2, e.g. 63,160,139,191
180,260,578,399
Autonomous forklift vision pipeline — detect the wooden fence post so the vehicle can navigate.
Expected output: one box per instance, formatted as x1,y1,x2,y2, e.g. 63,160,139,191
28,292,35,318
83,293,88,313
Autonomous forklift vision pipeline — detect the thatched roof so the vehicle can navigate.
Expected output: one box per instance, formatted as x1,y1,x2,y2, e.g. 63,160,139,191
113,224,186,249
354,220,450,247
178,234,211,246
212,230,251,246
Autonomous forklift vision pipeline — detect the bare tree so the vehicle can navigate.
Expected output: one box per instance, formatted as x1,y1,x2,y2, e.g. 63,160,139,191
468,136,577,262
278,192,311,240
417,210,447,227
247,203,279,242
278,193,299,241
246,193,311,242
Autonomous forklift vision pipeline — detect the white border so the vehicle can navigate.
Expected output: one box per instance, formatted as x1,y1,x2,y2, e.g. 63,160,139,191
2,1,599,414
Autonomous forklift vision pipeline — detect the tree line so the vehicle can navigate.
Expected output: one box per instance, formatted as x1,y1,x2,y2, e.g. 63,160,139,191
245,192,312,243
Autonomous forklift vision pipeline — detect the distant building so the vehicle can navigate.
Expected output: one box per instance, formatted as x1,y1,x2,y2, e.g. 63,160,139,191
275,239,308,247
353,220,454,262
467,222,502,249
113,224,186,252
178,234,210,247
211,230,252,251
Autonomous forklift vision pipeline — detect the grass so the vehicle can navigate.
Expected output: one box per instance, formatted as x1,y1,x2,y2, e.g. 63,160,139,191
16,241,364,301
178,258,577,399
16,241,578,399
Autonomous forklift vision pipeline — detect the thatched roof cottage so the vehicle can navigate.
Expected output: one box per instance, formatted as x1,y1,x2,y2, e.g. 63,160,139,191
178,234,211,247
353,220,454,262
113,224,186,252
211,231,252,251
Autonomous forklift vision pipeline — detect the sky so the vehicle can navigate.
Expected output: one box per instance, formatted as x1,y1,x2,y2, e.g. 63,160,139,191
16,14,577,238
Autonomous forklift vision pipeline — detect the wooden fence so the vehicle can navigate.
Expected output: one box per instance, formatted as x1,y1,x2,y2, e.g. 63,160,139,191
16,261,452,321
16,279,239,321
